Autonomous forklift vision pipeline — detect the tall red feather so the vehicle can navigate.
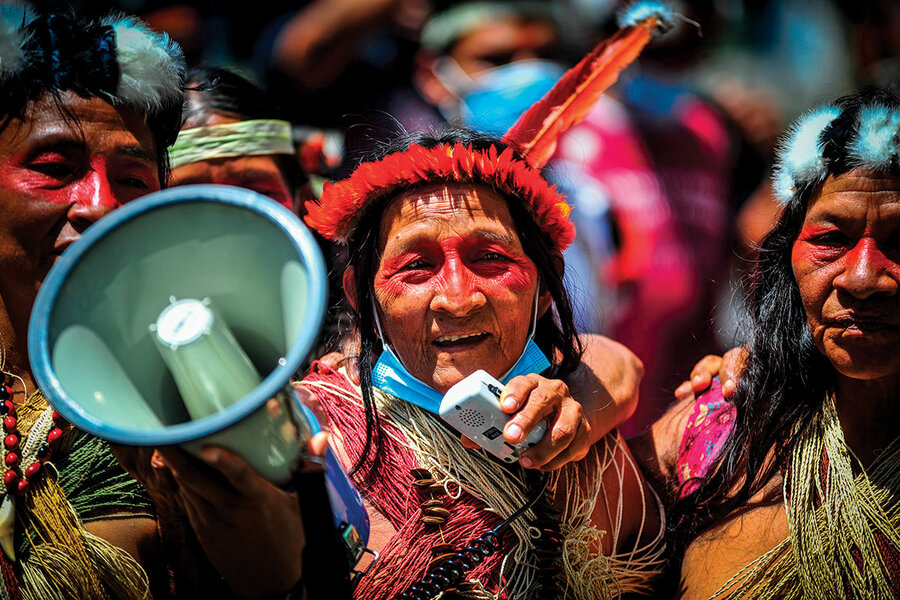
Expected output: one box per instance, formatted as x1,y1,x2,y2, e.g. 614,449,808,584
503,17,662,168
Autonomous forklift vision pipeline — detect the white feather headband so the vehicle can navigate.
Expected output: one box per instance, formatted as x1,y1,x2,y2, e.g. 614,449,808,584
0,10,183,118
0,4,32,78
773,102,900,204
101,15,184,116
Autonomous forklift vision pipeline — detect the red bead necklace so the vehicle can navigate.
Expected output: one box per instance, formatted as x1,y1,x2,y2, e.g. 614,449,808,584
0,383,64,496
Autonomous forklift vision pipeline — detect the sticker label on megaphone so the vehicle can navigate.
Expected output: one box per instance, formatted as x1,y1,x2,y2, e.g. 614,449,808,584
154,298,214,347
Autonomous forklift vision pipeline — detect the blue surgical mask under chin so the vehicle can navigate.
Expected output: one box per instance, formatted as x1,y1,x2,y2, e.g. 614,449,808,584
436,58,567,136
372,338,551,414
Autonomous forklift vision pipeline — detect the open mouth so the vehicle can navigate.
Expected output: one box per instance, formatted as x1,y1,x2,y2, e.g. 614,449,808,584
432,332,489,349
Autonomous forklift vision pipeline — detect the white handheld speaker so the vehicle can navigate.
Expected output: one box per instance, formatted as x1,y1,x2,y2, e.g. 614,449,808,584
440,370,545,463
28,185,329,484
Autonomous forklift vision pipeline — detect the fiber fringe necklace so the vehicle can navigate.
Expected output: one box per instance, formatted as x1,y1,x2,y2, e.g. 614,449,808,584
0,379,148,600
712,393,900,600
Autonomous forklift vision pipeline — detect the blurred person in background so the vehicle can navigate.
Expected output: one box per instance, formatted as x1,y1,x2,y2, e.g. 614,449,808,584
169,65,313,213
260,0,432,136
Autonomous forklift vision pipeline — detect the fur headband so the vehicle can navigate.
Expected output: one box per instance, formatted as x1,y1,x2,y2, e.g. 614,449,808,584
0,9,184,122
773,100,900,204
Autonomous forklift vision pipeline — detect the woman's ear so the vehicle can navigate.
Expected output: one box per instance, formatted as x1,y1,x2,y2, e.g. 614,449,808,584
538,285,553,318
537,255,565,318
342,266,358,312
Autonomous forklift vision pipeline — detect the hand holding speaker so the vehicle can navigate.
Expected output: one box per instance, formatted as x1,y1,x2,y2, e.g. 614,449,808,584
459,373,589,471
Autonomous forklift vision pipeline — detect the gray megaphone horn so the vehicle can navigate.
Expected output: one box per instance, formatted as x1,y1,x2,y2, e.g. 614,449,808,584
28,184,327,483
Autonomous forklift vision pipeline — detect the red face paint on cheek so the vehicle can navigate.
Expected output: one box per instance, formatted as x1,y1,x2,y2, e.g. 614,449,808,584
481,255,536,292
0,163,70,204
375,262,428,298
457,237,537,293
793,225,851,267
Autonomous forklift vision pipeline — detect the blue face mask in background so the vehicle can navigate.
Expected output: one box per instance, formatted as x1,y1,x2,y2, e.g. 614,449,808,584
372,338,552,414
434,58,567,136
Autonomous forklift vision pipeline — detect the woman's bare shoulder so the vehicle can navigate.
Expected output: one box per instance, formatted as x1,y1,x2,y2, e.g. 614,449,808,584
628,397,696,501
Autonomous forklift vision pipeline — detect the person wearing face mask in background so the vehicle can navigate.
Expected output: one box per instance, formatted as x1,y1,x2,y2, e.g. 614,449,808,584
409,1,759,437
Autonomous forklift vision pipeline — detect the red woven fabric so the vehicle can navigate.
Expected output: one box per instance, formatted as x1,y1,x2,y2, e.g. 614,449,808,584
304,364,513,599
304,143,574,253
0,551,20,600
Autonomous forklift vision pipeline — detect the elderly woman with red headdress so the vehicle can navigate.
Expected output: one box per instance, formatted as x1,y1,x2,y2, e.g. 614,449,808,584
297,7,679,598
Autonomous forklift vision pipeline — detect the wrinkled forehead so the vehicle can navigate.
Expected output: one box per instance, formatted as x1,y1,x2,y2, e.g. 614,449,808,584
805,169,900,223
377,182,519,243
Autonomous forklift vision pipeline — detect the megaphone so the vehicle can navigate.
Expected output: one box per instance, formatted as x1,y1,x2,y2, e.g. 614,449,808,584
28,185,371,590
28,184,328,482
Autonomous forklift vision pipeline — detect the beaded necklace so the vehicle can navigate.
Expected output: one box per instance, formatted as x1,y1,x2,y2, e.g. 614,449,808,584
0,380,66,561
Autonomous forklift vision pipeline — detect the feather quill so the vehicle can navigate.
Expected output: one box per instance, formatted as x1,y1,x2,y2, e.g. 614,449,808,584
503,12,667,168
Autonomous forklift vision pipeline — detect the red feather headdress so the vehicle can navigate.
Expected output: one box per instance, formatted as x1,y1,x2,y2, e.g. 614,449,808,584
305,3,676,252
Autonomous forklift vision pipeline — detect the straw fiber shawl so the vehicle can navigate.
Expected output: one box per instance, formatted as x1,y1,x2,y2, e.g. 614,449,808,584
706,396,900,600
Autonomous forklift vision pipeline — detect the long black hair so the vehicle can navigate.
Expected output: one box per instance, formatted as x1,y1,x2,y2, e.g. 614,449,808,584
344,127,583,477
670,87,900,552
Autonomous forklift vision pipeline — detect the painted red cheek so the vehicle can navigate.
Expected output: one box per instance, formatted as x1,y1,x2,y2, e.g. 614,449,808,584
0,169,73,204
792,240,844,267
375,272,419,296
469,260,536,292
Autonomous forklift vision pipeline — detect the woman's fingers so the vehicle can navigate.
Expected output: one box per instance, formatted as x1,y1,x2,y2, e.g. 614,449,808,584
519,397,585,469
308,431,329,458
719,347,748,398
690,355,722,393
674,354,723,402
503,374,564,444
498,376,532,413
674,348,748,401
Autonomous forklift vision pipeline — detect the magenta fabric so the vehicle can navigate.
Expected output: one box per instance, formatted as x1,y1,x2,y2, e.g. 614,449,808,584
676,380,736,498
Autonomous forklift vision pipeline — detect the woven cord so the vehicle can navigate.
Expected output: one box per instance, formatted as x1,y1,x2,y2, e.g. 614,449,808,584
710,394,900,600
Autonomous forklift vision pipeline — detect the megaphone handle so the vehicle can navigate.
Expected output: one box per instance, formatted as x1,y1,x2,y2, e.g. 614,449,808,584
293,468,353,599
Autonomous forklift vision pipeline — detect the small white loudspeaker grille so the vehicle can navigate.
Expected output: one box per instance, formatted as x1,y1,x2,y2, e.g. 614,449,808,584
459,408,485,428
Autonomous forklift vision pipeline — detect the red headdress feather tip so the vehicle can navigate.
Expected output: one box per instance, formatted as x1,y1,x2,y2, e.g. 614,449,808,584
503,6,673,168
